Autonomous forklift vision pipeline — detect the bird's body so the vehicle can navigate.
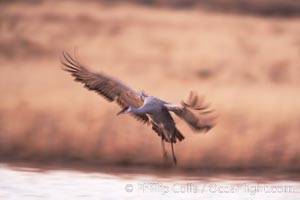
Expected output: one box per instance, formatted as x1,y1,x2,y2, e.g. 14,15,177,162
128,96,177,141
62,52,215,165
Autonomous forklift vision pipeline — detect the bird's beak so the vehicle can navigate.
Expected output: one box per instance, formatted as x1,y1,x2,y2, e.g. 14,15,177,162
117,110,124,115
116,107,128,115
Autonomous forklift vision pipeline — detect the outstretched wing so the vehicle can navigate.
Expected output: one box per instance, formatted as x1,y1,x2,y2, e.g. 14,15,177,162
164,91,215,132
61,52,149,124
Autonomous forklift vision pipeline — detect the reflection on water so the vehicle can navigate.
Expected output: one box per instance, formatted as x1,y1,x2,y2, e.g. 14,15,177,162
0,164,299,200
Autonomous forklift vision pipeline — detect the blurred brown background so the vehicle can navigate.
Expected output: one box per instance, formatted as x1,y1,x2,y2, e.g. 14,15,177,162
0,0,300,170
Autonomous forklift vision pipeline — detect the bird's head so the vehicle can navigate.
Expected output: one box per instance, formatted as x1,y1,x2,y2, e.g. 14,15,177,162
116,106,131,115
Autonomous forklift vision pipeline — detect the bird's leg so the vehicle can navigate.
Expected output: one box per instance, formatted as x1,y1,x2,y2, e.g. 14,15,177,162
171,142,177,165
161,137,168,161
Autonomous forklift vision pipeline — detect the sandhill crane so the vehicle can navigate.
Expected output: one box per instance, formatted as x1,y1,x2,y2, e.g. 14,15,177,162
62,52,215,165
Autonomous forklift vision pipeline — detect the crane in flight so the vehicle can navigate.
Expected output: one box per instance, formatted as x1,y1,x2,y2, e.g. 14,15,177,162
62,52,215,165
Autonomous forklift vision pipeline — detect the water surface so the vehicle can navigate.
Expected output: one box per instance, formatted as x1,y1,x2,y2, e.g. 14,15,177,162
0,164,299,200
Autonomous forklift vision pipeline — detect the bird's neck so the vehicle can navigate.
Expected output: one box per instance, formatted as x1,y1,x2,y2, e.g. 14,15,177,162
129,106,146,115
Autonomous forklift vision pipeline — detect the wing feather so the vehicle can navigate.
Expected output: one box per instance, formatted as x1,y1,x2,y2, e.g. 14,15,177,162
164,91,215,132
61,52,149,124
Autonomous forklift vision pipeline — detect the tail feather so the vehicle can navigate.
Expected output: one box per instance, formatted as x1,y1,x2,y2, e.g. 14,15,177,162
175,127,185,142
152,123,185,143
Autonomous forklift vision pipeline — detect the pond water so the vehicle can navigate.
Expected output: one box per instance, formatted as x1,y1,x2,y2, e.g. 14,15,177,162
0,164,299,200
